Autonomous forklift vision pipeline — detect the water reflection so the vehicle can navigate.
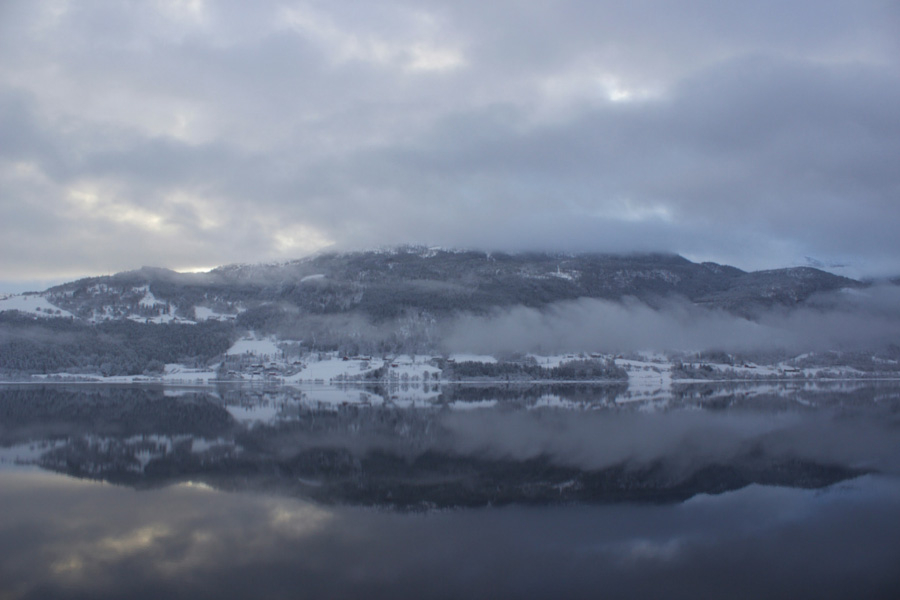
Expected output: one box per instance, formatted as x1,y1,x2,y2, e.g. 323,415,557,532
2,469,900,599
2,383,900,598
2,383,899,508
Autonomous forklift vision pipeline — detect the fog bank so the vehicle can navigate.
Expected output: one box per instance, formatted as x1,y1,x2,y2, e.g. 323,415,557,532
445,286,900,354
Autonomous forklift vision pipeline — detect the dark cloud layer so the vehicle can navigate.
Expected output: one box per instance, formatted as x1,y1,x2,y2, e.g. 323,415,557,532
1,1,898,283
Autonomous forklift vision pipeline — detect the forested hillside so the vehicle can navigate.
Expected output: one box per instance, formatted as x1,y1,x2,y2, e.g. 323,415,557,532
0,247,871,376
0,312,233,376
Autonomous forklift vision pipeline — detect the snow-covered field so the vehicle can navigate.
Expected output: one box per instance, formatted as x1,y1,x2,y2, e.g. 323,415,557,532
8,335,900,411
194,306,239,321
0,294,74,318
0,286,246,325
285,356,384,383
617,357,673,403
450,354,498,364
226,336,282,358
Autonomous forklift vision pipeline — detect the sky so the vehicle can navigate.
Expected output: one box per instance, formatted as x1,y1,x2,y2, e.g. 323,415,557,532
1,0,899,291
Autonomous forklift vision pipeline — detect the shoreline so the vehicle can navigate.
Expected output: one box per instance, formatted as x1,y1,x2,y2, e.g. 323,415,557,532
3,376,900,387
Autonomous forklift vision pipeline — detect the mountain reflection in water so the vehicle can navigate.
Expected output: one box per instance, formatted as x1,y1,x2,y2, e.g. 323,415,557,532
1,383,899,598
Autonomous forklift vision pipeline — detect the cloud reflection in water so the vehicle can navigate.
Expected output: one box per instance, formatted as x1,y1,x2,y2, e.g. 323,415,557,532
1,470,900,599
1,383,899,598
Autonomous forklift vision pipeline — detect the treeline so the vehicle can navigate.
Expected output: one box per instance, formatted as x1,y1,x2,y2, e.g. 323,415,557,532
236,305,441,355
0,312,235,376
443,358,627,381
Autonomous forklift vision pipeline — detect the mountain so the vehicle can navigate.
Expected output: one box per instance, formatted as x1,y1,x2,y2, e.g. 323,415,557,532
31,246,859,323
0,246,868,375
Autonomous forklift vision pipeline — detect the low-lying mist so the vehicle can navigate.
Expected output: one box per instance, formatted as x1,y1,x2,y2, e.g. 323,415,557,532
443,285,900,354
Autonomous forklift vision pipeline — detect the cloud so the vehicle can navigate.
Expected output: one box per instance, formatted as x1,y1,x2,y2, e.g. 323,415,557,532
1,0,898,281
443,285,900,354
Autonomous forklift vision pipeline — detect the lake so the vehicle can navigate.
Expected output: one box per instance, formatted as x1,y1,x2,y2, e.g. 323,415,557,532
1,382,899,598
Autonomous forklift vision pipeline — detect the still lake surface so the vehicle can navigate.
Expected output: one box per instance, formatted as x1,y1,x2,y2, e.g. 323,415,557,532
2,382,899,599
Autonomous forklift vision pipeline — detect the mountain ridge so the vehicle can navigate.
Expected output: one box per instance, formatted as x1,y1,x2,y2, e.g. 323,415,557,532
0,247,861,327
0,247,889,376
34,247,859,322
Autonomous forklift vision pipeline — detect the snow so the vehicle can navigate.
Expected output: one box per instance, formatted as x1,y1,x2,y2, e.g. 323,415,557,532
226,337,281,358
281,353,443,386
285,356,386,383
387,355,442,381
48,364,220,384
527,354,582,369
549,269,577,281
618,358,673,403
131,311,188,325
194,306,216,320
160,364,220,383
137,287,164,308
0,294,74,318
194,306,236,321
450,354,498,364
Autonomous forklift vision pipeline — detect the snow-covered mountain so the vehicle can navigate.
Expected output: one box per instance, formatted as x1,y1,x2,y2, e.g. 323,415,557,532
0,247,881,377
6,246,860,324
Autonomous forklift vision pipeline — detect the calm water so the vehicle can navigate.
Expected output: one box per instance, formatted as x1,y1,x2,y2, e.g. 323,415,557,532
1,383,899,598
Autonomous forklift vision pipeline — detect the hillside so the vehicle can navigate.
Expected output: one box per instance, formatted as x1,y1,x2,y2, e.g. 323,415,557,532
0,246,870,375
31,246,859,322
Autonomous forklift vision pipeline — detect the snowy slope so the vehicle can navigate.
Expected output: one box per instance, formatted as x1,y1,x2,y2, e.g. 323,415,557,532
0,294,74,318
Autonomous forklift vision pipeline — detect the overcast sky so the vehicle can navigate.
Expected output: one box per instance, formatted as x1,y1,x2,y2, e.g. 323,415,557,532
1,0,898,289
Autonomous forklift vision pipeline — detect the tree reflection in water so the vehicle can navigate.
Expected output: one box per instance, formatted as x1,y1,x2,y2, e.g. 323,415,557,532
1,383,899,598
